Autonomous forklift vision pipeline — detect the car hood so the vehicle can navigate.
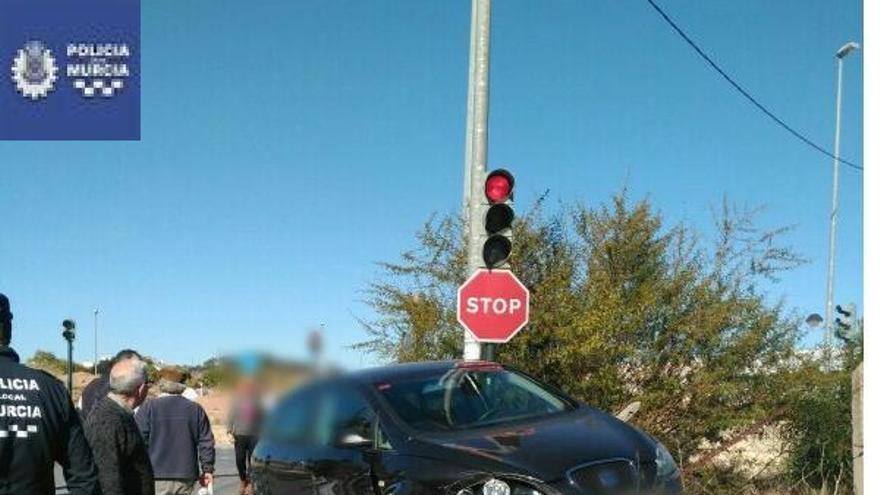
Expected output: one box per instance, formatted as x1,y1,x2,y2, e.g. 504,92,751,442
410,407,656,482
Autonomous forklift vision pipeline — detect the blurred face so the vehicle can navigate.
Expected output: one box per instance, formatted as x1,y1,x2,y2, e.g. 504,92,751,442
237,377,255,394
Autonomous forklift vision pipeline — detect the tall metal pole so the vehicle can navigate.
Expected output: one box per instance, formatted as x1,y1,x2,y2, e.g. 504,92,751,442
462,0,492,360
93,308,99,375
824,42,859,352
67,339,74,395
62,319,76,396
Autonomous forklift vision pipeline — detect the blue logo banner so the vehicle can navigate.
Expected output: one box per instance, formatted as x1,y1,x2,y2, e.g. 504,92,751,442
0,0,140,140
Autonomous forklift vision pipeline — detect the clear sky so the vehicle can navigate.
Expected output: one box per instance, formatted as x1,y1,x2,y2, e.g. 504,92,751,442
0,0,863,370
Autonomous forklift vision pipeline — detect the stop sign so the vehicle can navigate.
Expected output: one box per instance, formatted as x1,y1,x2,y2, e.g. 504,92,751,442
457,269,530,343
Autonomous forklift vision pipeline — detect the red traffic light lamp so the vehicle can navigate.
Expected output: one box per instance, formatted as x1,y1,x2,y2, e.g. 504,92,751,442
484,169,514,203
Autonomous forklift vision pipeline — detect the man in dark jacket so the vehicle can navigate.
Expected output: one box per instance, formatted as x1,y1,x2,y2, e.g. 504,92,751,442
136,367,215,495
80,348,142,418
86,358,154,495
0,293,101,495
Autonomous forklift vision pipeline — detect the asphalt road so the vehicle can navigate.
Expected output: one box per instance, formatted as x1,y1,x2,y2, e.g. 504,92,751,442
56,446,242,495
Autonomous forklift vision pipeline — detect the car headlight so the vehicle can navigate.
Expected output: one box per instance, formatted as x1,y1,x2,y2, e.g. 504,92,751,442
655,442,680,479
456,478,543,495
482,479,510,495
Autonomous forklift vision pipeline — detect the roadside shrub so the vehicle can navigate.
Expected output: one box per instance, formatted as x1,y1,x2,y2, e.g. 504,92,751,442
785,373,852,491
26,350,68,376
196,359,235,388
783,338,861,493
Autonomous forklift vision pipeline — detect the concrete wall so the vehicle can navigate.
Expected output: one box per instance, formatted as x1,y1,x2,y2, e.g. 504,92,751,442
853,362,863,495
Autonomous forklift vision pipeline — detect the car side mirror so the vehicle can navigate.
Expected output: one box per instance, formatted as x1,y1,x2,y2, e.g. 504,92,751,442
337,431,372,449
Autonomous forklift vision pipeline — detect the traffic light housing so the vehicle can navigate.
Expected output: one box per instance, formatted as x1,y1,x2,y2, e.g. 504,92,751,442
62,319,76,342
834,303,859,343
482,169,514,268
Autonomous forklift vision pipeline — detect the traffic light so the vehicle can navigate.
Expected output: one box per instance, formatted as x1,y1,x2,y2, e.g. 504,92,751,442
482,169,514,268
834,303,859,342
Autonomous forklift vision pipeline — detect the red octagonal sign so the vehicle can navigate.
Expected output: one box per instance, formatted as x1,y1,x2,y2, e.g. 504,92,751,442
457,269,530,343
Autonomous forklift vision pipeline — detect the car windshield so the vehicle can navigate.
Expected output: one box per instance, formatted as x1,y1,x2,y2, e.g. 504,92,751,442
376,366,575,432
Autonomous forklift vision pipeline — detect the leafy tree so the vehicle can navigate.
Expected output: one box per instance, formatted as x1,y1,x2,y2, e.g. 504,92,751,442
356,213,467,363
355,192,807,478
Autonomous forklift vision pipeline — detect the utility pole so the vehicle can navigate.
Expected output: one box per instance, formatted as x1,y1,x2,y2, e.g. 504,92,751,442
824,41,859,352
462,0,492,361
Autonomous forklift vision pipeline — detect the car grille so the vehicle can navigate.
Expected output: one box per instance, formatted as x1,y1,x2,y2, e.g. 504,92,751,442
567,459,639,494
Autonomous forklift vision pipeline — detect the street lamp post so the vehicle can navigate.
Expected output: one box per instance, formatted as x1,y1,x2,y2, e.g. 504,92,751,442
823,41,859,352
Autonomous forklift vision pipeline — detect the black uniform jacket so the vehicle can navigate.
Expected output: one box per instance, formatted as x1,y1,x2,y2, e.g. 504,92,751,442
0,346,100,495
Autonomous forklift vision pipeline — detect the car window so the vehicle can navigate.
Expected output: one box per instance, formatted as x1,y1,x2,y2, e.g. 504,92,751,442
377,367,574,432
314,385,376,447
264,388,316,444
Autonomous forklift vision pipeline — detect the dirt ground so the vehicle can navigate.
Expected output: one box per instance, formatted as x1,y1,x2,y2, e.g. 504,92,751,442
195,391,233,446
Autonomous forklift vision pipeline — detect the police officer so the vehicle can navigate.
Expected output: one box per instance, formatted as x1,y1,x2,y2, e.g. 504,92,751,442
0,293,101,495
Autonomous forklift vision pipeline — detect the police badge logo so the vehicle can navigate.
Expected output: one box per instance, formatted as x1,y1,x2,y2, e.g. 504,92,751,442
11,41,58,100
67,43,132,98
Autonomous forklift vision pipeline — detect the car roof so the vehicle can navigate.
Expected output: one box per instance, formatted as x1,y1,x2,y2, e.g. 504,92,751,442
346,360,502,384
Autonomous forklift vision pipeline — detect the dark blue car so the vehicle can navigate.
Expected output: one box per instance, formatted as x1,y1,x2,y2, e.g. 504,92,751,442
252,361,682,494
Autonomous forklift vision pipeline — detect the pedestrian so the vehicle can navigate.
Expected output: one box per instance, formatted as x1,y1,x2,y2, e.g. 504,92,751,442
136,367,215,495
0,293,101,495
227,377,264,495
81,348,143,418
85,358,154,495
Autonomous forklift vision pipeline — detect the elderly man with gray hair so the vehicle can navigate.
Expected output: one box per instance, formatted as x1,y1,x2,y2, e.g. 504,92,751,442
85,358,155,495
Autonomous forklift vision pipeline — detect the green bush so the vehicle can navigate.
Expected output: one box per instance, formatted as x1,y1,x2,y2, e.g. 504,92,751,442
785,371,852,491
26,350,68,376
196,358,235,388
784,338,861,492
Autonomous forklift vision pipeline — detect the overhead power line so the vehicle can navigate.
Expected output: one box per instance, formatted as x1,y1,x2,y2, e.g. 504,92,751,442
645,0,863,172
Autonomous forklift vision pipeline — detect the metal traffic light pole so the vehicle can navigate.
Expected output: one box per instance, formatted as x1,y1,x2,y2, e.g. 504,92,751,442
462,0,491,361
62,319,76,396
